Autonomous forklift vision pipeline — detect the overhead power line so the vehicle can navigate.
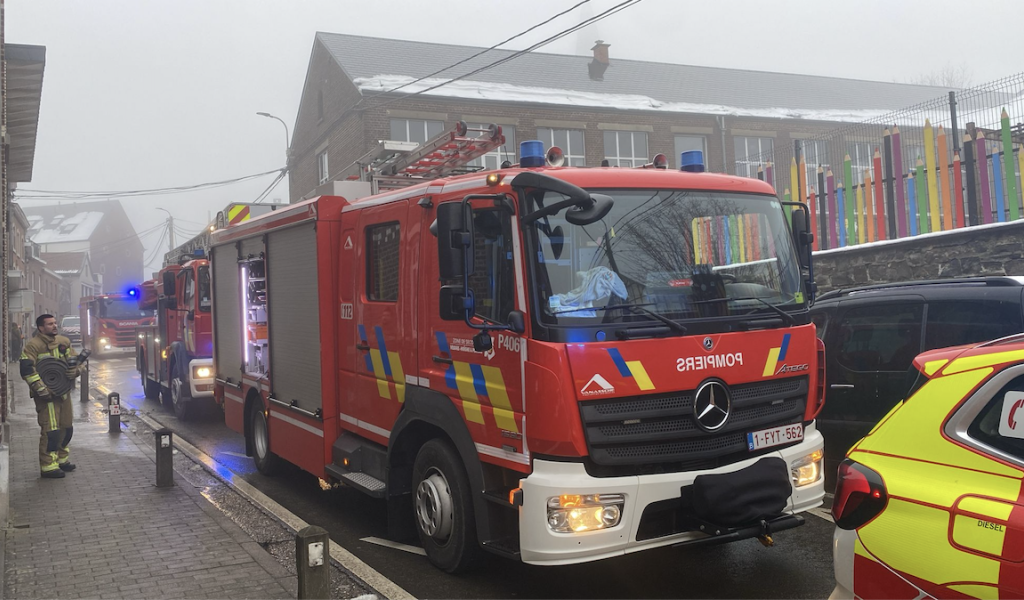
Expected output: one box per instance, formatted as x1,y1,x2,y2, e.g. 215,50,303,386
364,0,641,113
13,167,285,201
359,0,593,102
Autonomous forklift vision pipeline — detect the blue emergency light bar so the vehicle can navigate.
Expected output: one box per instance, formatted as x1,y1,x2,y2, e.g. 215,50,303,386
680,150,705,173
520,140,546,168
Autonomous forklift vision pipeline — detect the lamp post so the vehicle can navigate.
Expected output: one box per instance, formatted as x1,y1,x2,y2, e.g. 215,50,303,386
155,207,174,253
256,111,290,165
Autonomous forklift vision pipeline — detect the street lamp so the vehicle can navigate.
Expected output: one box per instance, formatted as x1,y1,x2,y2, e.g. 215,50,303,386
256,111,291,165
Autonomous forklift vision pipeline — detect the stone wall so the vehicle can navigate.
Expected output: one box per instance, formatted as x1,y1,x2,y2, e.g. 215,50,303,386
812,220,1024,294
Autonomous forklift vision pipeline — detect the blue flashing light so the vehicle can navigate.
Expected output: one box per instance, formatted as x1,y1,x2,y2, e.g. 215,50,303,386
596,330,606,342
680,150,705,173
520,140,546,168
193,248,205,257
126,287,139,298
565,329,591,343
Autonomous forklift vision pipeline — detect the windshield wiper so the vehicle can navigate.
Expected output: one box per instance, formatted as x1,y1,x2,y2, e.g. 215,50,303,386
690,296,796,326
600,303,688,335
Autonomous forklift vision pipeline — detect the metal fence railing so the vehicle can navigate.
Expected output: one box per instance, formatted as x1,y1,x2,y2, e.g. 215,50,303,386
738,72,1024,251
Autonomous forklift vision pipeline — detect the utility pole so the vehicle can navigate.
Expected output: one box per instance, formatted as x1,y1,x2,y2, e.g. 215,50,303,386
156,208,175,254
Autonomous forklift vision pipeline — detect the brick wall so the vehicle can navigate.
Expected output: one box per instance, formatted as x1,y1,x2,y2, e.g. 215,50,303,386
813,221,1024,294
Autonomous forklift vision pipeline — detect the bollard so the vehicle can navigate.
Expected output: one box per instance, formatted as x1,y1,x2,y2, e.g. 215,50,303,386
80,365,89,403
296,525,330,599
107,392,120,433
155,428,174,488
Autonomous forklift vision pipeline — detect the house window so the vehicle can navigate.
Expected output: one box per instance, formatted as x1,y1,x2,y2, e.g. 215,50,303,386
536,127,586,166
317,150,329,185
603,130,649,167
467,124,516,171
366,222,400,302
674,135,707,169
734,136,774,181
390,118,444,145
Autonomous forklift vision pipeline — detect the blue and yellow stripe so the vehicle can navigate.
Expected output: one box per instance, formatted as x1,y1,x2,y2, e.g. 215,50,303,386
762,333,791,377
437,333,518,433
606,348,655,391
361,324,405,403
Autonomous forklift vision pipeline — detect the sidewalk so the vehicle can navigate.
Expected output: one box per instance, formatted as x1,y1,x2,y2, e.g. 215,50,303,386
2,375,295,599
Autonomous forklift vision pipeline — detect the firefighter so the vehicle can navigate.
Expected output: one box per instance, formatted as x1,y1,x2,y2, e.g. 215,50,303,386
20,314,82,478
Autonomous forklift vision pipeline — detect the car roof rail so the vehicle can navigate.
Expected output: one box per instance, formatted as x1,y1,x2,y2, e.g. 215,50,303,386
816,276,1024,302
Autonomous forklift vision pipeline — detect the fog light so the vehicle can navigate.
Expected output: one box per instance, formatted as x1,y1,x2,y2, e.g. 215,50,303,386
791,449,824,487
104,345,112,350
546,493,624,533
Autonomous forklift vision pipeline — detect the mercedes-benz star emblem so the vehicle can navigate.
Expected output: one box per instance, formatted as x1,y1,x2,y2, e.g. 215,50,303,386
694,380,731,432
703,337,714,351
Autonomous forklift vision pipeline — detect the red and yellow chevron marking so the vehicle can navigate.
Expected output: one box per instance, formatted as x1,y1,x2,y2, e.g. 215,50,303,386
228,204,251,225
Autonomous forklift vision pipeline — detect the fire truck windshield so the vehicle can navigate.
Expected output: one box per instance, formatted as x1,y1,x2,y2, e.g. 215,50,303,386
527,189,804,327
100,298,155,319
198,265,211,311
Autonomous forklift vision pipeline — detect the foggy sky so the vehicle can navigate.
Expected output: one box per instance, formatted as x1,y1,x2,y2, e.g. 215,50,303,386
7,0,1023,275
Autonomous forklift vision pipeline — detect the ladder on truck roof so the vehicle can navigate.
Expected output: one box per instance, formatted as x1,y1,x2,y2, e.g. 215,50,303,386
351,121,506,193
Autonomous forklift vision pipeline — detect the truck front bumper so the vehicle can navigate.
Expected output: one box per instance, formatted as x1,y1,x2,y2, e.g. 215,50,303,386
517,423,825,565
188,358,215,398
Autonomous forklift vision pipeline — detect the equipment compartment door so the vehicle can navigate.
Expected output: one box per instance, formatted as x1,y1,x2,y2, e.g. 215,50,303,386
348,201,415,442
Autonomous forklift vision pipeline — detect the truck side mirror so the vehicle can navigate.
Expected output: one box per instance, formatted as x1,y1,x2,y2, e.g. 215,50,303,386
436,202,472,280
162,270,176,296
790,207,813,269
439,285,471,321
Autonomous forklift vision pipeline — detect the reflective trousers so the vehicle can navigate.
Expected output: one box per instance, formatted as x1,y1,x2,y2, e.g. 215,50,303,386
35,395,73,473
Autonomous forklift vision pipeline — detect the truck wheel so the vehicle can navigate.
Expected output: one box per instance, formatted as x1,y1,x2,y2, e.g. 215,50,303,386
250,406,281,476
412,439,482,573
170,376,193,420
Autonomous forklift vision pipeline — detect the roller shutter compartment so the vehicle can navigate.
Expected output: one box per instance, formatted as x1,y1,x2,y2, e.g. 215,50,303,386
212,242,242,384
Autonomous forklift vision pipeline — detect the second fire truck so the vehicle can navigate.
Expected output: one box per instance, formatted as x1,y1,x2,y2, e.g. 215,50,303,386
81,292,156,357
209,125,825,572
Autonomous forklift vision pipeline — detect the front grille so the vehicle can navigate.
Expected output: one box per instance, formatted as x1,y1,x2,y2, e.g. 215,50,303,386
579,377,807,476
113,330,137,344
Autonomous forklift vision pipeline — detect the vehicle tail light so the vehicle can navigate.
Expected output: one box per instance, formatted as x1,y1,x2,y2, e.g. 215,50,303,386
806,336,826,420
831,459,887,530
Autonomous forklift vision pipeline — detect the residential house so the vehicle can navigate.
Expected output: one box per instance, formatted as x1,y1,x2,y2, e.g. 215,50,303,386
24,200,143,293
288,33,955,202
23,241,61,323
41,252,97,317
7,203,33,334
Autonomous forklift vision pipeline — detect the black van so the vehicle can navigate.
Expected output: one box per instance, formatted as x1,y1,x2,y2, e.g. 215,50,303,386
810,277,1024,473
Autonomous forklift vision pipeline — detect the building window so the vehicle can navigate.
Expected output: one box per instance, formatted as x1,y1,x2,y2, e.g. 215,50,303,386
603,130,649,167
390,118,444,145
467,124,516,171
674,135,707,169
800,140,830,191
366,222,400,302
846,141,875,182
536,127,586,166
734,136,774,180
317,150,329,185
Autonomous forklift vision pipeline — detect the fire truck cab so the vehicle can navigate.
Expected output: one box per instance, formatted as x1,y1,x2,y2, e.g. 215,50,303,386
137,257,214,419
81,292,155,358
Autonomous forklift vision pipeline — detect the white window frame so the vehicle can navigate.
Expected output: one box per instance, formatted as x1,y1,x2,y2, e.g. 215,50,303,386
674,135,707,169
801,140,831,188
536,127,586,166
317,150,329,185
846,141,874,181
734,136,774,180
467,123,517,171
389,118,444,145
603,130,649,167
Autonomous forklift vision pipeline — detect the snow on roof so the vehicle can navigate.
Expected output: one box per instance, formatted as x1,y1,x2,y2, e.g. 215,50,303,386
353,75,895,124
29,211,105,244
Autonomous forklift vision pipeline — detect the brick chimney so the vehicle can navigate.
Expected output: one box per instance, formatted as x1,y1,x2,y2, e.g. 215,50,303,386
589,40,610,81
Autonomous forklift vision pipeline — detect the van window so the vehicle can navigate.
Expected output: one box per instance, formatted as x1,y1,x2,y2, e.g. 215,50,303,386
367,222,400,302
811,312,827,340
835,304,923,372
924,300,1023,351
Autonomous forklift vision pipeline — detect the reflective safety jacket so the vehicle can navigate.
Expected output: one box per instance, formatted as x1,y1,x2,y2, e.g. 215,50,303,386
20,332,77,398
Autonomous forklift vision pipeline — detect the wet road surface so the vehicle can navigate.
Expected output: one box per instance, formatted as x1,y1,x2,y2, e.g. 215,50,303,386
91,356,838,599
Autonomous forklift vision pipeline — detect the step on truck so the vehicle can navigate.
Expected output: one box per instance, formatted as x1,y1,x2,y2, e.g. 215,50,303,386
210,140,825,572
136,255,215,419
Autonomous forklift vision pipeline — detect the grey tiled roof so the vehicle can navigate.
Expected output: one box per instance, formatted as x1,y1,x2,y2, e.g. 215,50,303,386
318,32,954,113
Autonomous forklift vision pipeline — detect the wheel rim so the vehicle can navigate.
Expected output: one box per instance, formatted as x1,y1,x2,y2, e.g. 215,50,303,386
253,411,269,459
415,469,454,542
171,379,182,407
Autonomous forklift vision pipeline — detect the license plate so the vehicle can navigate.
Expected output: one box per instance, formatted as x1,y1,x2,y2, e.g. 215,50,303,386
747,424,803,451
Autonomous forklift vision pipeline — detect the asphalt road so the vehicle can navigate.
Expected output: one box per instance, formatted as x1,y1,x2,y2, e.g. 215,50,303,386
90,356,838,599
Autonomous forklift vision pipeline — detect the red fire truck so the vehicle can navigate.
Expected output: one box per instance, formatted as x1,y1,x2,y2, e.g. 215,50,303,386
81,292,156,358
136,256,214,419
210,128,824,572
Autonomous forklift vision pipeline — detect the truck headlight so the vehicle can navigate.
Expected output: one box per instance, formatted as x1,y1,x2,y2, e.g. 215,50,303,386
193,366,212,379
546,494,624,533
791,449,824,487
99,337,108,345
